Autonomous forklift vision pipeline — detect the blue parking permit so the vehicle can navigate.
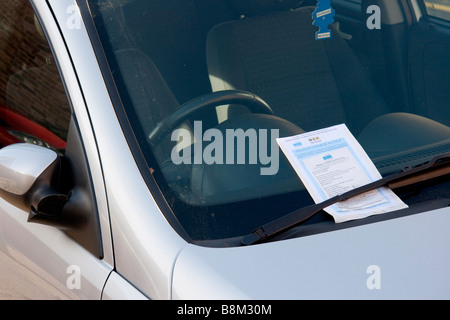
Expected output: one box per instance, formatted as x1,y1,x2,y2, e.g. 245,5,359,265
312,0,335,40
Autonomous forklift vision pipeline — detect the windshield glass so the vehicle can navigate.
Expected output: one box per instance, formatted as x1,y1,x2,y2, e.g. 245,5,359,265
87,0,450,242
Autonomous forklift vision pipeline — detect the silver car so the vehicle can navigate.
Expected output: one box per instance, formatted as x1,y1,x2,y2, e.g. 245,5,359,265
0,0,450,300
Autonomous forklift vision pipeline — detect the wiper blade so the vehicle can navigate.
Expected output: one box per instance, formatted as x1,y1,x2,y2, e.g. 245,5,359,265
241,153,450,246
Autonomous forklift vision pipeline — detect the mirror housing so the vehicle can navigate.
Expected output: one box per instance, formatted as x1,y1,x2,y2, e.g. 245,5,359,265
0,143,68,219
0,143,57,195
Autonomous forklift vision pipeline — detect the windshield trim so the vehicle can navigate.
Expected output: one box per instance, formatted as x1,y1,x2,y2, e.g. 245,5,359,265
77,0,192,243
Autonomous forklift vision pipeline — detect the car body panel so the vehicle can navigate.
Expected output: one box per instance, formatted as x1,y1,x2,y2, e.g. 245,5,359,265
0,202,111,299
173,206,450,299
102,271,148,300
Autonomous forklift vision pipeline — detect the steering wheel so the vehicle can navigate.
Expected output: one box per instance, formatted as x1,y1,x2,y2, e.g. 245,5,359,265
148,90,274,148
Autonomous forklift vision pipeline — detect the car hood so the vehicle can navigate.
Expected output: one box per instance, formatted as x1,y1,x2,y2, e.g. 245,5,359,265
172,206,450,299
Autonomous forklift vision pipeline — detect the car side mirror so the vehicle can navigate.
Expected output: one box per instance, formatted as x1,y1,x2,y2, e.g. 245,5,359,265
0,143,68,220
0,132,103,258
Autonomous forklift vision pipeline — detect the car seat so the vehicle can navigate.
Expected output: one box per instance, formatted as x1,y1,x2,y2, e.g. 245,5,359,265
206,2,390,135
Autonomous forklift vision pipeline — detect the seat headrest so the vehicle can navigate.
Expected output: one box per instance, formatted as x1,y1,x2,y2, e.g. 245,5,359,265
228,0,304,17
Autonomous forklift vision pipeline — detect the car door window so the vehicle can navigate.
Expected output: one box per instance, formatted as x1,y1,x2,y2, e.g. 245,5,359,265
424,0,450,21
0,0,71,151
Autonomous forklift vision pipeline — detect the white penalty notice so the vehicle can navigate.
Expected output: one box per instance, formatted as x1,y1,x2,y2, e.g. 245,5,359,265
277,124,408,223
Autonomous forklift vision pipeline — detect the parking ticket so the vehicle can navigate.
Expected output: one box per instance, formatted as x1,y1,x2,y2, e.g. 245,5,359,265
277,124,408,223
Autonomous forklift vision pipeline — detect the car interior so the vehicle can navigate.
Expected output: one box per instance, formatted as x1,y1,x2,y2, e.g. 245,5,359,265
92,0,450,156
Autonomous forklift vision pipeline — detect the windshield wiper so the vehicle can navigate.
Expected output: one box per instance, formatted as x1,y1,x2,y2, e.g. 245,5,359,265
241,153,450,246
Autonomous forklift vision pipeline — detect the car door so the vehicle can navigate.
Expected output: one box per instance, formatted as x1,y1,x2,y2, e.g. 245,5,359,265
332,0,450,124
408,0,450,126
332,0,413,113
0,0,113,299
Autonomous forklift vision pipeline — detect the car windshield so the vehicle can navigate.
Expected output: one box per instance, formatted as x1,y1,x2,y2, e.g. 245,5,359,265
86,0,450,242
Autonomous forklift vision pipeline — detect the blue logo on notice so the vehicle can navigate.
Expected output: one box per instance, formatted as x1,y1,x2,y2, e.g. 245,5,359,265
293,142,303,147
323,155,332,160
